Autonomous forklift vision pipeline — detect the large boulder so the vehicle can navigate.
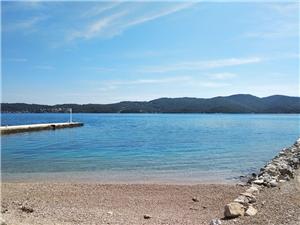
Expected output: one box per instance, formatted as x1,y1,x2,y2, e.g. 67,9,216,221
224,202,245,219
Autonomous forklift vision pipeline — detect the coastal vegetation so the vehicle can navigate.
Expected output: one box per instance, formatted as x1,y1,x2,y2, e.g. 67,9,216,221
2,94,300,113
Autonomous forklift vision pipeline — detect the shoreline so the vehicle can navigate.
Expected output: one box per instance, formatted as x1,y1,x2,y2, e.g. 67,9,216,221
1,170,240,185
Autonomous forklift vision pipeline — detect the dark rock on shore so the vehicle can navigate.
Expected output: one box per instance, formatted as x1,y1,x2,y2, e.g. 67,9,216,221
20,205,34,213
143,214,151,219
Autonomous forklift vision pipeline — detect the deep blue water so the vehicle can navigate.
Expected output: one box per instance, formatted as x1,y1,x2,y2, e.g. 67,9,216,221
1,113,300,183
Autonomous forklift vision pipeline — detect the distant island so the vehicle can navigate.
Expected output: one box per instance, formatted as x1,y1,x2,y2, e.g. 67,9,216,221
2,94,300,113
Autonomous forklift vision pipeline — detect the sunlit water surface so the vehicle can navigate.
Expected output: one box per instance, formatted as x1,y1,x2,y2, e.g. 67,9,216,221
2,113,299,183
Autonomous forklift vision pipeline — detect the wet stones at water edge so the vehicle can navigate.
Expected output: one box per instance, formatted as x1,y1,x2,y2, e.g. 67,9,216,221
223,138,300,220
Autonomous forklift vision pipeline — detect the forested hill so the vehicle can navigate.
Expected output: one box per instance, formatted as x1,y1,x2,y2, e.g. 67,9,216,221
2,94,300,113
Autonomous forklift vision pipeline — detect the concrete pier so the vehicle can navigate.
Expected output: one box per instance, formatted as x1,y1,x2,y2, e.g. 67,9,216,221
0,122,84,135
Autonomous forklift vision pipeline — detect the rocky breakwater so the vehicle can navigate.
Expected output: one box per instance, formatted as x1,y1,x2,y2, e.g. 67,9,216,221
250,138,300,187
223,138,300,219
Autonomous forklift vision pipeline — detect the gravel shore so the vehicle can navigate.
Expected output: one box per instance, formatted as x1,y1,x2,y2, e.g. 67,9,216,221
1,182,243,225
1,171,299,225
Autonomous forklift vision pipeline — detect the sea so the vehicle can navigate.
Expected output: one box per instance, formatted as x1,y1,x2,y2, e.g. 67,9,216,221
1,113,299,183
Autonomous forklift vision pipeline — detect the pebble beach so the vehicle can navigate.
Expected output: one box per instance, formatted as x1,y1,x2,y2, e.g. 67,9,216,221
1,172,299,225
1,139,300,225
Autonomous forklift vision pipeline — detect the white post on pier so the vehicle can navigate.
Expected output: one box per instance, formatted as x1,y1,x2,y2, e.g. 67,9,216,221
69,108,73,123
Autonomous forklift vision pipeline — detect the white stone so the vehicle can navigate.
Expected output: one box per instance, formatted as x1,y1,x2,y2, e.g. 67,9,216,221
269,180,278,187
245,205,258,216
210,218,222,225
253,179,264,185
245,186,259,195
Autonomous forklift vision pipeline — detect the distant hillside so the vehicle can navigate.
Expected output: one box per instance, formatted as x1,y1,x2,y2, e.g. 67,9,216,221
2,94,300,113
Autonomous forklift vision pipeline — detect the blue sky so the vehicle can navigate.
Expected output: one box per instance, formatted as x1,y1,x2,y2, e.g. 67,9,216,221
2,1,299,104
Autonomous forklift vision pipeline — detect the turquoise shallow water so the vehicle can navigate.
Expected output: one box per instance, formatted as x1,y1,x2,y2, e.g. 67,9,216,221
1,113,300,183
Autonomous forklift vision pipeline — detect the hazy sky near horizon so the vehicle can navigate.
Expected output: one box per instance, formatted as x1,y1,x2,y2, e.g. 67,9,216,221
2,1,299,104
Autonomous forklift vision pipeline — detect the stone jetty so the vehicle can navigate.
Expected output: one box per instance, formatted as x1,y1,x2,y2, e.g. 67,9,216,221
0,122,84,135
